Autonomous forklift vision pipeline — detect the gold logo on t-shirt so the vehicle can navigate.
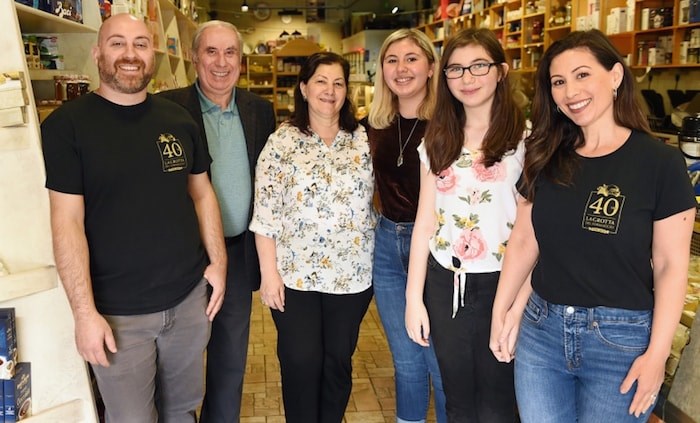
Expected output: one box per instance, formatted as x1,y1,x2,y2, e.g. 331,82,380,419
582,184,625,234
156,133,187,172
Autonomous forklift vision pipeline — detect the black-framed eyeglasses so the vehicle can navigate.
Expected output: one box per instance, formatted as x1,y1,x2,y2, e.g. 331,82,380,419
443,62,498,79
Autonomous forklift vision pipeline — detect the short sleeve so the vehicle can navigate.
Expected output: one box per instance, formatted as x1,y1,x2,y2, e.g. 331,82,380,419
41,107,83,194
249,130,285,239
189,126,211,175
654,146,696,220
417,139,431,169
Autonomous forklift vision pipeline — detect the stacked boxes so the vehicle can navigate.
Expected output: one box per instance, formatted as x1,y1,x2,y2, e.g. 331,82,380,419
606,7,626,34
0,310,17,381
576,0,600,30
0,309,30,421
3,364,31,422
0,73,29,128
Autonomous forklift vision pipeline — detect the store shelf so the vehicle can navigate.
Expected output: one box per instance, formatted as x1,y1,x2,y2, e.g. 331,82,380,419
0,266,57,303
23,399,84,422
28,69,79,81
14,3,97,33
272,39,321,123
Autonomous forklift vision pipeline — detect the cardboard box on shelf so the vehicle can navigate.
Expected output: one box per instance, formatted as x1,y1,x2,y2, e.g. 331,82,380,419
0,107,27,128
50,0,83,23
3,363,31,422
0,309,17,380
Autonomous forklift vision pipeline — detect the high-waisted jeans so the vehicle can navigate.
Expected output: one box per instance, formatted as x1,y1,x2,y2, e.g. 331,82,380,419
515,290,655,423
373,216,447,423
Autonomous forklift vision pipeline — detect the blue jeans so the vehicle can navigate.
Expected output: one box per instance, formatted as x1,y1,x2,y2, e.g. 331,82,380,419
373,216,447,423
515,290,654,423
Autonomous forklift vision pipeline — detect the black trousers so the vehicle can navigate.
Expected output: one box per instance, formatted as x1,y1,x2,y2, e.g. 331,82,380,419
425,255,517,423
200,235,253,423
271,286,373,423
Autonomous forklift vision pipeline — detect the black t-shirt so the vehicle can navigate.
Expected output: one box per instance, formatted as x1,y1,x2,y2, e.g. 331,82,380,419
530,130,695,310
41,93,212,315
362,116,426,223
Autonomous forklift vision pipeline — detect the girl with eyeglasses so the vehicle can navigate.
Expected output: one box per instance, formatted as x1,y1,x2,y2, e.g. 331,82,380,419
405,28,526,422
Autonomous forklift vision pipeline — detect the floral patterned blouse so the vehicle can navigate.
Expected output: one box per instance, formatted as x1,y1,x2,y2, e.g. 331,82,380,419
249,123,376,294
418,140,525,316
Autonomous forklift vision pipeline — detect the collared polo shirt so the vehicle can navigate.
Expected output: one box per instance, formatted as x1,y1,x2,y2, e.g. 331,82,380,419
196,82,251,236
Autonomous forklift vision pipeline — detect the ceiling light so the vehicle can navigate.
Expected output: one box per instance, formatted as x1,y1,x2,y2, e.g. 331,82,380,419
391,6,400,14
280,30,290,38
291,30,302,36
241,1,248,12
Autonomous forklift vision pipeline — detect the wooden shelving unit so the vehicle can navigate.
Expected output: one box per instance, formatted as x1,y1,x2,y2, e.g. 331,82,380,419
272,38,321,125
414,0,578,72
4,1,201,421
2,1,101,421
239,54,275,104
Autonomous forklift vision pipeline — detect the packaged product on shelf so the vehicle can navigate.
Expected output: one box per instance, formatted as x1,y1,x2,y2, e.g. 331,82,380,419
50,0,83,23
14,0,52,11
680,0,691,25
167,37,178,55
14,1,39,8
3,362,31,422
99,0,112,21
0,309,17,380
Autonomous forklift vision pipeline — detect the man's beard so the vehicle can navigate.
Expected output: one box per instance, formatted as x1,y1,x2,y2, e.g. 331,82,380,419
98,56,154,94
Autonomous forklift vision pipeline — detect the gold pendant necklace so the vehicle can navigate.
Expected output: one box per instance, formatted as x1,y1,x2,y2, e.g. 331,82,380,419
397,116,419,167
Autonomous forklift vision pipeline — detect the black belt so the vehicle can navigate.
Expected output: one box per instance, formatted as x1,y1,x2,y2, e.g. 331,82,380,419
224,233,245,246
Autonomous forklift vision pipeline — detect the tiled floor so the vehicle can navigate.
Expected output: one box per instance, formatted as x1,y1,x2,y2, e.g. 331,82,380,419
241,297,438,423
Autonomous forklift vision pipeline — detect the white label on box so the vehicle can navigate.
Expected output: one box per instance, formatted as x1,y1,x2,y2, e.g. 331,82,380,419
641,8,650,30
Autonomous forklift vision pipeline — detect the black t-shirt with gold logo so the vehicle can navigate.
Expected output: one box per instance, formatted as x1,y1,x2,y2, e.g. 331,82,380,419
530,130,695,310
42,93,212,315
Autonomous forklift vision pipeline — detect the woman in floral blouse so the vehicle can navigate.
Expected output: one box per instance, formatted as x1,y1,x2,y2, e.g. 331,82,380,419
405,28,526,422
249,52,375,423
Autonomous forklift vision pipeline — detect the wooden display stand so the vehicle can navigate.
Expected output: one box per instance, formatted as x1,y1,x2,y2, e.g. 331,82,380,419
150,0,198,91
1,1,99,421
2,1,201,421
239,53,275,104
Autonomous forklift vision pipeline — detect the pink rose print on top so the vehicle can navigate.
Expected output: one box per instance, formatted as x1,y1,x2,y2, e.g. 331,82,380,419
453,228,488,262
472,159,506,182
437,167,459,194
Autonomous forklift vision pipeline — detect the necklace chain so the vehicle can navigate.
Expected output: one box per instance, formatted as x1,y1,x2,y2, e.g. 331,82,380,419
397,116,419,167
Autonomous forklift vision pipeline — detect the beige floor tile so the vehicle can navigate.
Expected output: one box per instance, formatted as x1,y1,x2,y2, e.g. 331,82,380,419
242,298,438,422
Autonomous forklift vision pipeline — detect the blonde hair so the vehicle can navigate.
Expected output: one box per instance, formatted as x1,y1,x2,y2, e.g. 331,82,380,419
368,29,438,129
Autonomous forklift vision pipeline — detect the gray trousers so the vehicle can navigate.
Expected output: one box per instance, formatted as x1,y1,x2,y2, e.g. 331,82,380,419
92,278,211,423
